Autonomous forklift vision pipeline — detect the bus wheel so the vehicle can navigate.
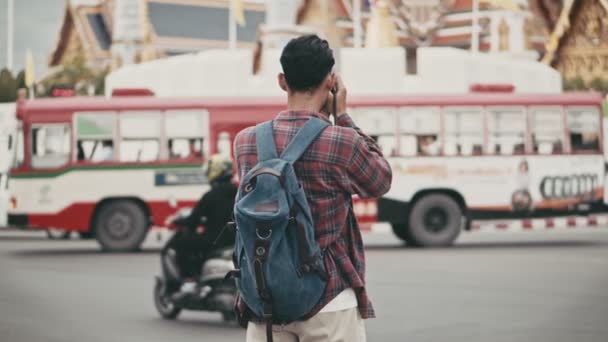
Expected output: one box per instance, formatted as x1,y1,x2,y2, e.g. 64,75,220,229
408,194,462,247
391,224,417,246
94,200,148,252
46,229,71,240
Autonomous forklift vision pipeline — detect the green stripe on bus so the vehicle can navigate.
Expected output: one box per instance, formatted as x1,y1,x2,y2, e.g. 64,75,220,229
11,163,202,179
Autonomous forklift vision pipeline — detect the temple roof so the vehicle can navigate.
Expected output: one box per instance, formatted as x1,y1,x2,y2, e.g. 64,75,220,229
49,0,265,67
541,0,608,64
50,2,110,66
148,1,264,43
87,12,111,50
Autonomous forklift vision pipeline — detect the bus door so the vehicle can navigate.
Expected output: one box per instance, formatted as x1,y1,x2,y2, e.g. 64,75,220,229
0,103,17,227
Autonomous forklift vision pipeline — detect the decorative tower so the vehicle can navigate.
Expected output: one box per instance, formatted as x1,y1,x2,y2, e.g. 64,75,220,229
261,0,312,49
111,0,147,68
365,0,399,48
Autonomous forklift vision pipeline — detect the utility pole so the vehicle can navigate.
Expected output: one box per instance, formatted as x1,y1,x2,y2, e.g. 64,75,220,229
353,0,362,48
228,0,237,49
7,0,15,69
471,0,479,53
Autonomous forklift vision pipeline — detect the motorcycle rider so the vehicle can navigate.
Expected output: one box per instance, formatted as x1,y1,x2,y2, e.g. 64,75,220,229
162,154,238,285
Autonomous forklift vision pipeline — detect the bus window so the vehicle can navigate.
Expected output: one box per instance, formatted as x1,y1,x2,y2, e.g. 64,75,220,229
121,140,159,162
165,110,209,160
31,124,71,169
77,140,115,162
487,107,526,155
398,107,440,156
120,111,161,162
74,112,116,162
168,138,205,159
217,131,231,158
567,106,600,153
443,107,484,156
530,107,564,154
351,107,397,156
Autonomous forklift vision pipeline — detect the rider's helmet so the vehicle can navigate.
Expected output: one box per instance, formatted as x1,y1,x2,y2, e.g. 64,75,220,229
204,154,233,183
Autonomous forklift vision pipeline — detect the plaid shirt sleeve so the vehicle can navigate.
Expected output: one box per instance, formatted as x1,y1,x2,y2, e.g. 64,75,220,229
336,114,392,199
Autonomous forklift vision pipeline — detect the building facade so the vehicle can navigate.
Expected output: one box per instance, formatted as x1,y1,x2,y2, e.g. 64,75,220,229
53,0,598,86
50,0,266,69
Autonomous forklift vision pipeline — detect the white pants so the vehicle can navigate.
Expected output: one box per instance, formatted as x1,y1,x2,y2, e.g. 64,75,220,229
246,307,367,342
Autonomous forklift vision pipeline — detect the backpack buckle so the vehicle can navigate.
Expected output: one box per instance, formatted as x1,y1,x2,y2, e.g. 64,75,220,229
224,269,241,280
262,301,273,318
256,226,273,240
295,264,311,278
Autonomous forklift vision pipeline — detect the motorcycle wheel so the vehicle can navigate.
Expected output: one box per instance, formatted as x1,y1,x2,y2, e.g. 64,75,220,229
154,278,182,319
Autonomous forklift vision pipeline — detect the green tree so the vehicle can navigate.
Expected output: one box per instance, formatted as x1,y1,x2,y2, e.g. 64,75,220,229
563,76,586,91
589,77,608,94
15,70,26,90
40,55,108,97
0,68,18,102
14,70,31,97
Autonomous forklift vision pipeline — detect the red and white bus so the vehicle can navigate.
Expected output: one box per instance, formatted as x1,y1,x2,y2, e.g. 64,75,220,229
374,92,607,246
7,92,607,250
6,94,376,250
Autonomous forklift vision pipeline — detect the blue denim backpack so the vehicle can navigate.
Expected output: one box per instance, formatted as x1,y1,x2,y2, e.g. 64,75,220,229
233,118,330,341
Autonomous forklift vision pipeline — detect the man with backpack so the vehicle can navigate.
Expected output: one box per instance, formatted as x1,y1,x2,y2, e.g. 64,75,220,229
232,35,392,342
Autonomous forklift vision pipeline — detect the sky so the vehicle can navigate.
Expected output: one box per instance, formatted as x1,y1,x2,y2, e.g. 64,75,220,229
0,0,68,75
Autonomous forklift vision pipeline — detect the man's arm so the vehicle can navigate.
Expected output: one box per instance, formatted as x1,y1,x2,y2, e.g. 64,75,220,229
233,128,257,181
337,114,392,199
184,192,212,229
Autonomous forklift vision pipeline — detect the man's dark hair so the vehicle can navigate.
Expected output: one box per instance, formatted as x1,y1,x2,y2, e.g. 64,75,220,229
280,35,335,92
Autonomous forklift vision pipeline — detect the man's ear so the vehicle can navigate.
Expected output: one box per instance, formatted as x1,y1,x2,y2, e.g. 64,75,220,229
278,73,288,92
325,72,336,91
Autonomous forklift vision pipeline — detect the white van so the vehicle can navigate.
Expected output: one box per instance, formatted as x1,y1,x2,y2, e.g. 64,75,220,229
0,103,17,228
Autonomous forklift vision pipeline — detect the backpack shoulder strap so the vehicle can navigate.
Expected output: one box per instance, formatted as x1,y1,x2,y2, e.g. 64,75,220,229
280,117,330,164
255,120,278,162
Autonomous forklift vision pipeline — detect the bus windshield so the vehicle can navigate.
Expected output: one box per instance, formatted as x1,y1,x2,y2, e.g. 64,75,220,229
12,121,23,169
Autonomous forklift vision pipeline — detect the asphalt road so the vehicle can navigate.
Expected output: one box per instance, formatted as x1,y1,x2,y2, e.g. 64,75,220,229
1,228,608,342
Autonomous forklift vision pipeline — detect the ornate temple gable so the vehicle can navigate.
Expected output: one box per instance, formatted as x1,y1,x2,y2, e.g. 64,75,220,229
396,0,452,46
331,0,505,49
543,0,608,82
49,2,110,67
528,0,564,33
560,0,608,49
50,3,77,66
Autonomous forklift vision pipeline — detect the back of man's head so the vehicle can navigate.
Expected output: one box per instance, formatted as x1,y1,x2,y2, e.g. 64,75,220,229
280,35,335,92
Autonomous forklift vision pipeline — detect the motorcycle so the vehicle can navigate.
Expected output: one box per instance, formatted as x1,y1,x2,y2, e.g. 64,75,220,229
153,209,236,321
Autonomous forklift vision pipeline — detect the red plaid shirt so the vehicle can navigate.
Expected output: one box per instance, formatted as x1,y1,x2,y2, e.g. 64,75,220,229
233,110,392,320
